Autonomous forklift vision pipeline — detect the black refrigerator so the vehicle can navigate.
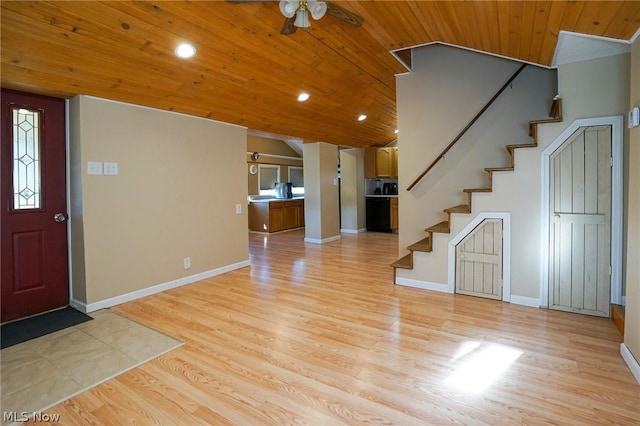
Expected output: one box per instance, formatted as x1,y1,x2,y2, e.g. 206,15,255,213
366,197,391,233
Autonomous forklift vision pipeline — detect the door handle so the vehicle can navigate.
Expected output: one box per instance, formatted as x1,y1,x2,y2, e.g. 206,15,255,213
53,213,67,223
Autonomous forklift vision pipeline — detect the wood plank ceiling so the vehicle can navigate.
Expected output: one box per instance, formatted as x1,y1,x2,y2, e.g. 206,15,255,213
2,1,639,147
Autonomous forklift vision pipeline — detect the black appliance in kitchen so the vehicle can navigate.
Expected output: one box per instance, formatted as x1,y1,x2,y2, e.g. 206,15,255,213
374,179,382,194
366,197,392,233
383,182,398,195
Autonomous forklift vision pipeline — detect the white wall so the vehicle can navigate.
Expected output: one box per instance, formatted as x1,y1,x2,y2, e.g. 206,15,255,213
339,148,366,233
303,142,340,243
69,96,249,307
395,45,630,307
526,54,631,300
624,37,640,375
396,45,556,288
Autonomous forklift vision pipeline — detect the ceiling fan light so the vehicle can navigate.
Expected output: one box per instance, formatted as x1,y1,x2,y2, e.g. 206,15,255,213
308,0,327,20
294,10,310,28
279,0,298,18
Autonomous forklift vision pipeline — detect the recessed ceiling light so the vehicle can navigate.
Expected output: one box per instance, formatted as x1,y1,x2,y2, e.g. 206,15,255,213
357,114,367,121
175,43,196,59
297,92,310,102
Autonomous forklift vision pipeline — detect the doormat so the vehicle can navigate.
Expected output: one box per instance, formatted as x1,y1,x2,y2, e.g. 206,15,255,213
1,307,93,349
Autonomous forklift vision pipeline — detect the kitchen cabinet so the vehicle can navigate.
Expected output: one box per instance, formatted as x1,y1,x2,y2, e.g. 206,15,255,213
283,200,304,229
249,199,304,232
390,197,398,231
365,147,398,178
269,202,285,232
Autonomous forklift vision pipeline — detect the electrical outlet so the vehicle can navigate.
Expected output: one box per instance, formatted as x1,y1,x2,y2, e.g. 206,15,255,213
235,204,242,214
183,257,191,269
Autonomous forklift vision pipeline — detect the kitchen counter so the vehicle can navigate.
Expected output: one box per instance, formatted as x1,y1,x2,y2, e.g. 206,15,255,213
249,196,305,203
366,194,398,198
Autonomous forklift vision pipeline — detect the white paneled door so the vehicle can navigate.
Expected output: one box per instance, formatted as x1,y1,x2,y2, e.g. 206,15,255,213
549,126,612,317
455,219,503,300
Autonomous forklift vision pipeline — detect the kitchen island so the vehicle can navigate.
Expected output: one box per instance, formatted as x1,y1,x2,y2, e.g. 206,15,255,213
248,197,304,233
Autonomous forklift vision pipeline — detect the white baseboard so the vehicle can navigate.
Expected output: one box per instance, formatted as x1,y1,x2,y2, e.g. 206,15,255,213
395,277,451,293
340,228,367,234
620,343,640,384
392,277,542,308
70,259,251,313
510,295,541,308
304,235,341,244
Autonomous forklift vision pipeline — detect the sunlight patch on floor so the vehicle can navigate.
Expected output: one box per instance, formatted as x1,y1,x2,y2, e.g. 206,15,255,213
445,342,522,393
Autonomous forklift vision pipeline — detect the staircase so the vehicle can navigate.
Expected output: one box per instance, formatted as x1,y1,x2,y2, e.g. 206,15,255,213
392,97,563,278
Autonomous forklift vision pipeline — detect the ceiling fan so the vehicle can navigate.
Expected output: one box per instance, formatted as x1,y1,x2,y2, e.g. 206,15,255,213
229,0,364,35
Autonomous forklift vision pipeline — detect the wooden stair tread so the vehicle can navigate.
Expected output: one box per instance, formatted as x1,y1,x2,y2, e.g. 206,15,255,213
529,117,563,125
485,166,514,172
444,204,470,213
407,237,432,253
391,253,413,269
396,98,563,282
425,221,450,234
506,143,537,149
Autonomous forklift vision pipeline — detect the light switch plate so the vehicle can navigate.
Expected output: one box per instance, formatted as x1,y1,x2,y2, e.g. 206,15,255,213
87,161,103,175
103,162,119,175
235,204,242,214
629,107,640,128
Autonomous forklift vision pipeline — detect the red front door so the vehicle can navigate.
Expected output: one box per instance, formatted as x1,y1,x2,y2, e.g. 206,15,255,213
1,89,69,323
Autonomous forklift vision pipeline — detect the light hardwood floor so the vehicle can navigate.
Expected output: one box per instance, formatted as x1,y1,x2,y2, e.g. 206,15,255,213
33,230,639,425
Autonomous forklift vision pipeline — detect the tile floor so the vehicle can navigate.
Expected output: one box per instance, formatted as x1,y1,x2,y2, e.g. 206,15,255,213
0,309,183,425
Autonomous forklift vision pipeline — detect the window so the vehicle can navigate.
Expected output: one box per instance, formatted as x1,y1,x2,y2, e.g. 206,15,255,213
258,165,280,196
288,166,304,195
12,107,42,210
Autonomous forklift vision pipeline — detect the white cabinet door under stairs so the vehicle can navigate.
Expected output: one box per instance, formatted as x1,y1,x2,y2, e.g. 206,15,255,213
549,126,611,317
455,219,503,300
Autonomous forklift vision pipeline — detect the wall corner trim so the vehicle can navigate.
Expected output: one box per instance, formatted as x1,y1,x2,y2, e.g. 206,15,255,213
340,228,367,234
70,260,251,313
304,235,341,244
509,295,541,308
394,277,451,293
620,343,640,384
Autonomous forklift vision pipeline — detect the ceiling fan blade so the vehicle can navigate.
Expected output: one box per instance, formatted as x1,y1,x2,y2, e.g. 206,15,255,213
325,1,364,27
281,16,297,35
